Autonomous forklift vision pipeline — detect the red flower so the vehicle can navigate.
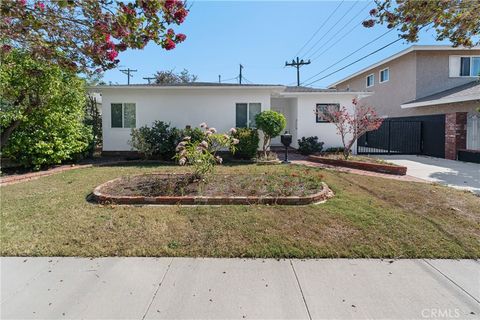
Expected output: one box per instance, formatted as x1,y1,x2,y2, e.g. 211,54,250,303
174,7,188,23
369,8,377,16
164,38,175,50
167,28,175,36
107,50,118,61
35,1,45,11
19,0,26,6
175,33,186,42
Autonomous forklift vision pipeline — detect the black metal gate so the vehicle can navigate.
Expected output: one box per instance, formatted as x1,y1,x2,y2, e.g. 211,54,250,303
357,120,423,155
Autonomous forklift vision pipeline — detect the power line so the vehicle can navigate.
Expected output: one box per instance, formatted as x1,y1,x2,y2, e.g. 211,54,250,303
120,68,137,85
303,37,403,87
303,0,359,60
285,57,311,86
301,28,396,85
293,0,345,58
308,1,373,61
310,13,371,62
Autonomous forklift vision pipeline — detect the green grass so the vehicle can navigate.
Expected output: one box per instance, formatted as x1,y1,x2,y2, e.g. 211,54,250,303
1,163,479,258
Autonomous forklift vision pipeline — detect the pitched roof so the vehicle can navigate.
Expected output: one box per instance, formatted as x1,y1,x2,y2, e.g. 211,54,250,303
401,81,480,109
328,45,480,88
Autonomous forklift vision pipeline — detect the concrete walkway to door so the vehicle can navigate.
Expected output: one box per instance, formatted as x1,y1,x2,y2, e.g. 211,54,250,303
375,155,480,194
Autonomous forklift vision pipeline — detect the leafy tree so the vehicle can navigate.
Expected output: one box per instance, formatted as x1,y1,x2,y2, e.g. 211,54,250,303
1,51,92,168
254,110,286,158
364,0,480,47
315,99,383,160
84,95,102,155
0,0,188,74
154,69,198,84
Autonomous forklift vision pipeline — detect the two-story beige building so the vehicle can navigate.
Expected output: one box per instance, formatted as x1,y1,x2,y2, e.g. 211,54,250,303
329,45,480,162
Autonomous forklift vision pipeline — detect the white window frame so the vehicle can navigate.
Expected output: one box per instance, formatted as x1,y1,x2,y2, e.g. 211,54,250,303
235,102,261,128
366,74,375,88
460,56,480,77
379,67,389,83
111,102,136,128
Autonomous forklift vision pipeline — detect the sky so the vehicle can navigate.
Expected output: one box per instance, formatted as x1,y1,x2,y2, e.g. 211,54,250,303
103,0,450,88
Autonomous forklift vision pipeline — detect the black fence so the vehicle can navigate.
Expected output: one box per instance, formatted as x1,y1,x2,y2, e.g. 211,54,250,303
357,115,446,158
357,120,422,155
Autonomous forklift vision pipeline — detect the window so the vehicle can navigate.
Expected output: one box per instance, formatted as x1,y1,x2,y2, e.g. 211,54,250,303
316,103,339,123
111,103,136,128
236,103,261,128
366,74,374,88
467,112,480,150
380,68,389,83
451,56,480,77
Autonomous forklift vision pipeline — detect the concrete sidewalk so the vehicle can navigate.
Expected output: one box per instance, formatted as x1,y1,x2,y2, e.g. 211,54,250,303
1,258,479,319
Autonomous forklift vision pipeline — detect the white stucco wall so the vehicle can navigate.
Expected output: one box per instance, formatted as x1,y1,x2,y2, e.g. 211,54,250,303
99,87,275,151
294,94,358,151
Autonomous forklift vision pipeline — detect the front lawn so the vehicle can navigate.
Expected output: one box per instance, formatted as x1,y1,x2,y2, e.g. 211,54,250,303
1,163,479,258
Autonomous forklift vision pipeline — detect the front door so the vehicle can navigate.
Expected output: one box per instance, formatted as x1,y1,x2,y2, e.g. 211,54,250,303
271,105,288,146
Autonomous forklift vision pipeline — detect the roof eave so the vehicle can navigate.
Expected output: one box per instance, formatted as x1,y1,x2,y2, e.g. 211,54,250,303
401,95,480,108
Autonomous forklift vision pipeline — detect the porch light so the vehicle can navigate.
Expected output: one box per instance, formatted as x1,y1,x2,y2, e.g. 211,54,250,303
280,131,292,163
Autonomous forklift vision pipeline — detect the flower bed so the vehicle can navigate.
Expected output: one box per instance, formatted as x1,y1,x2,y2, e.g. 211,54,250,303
92,173,333,205
307,155,407,175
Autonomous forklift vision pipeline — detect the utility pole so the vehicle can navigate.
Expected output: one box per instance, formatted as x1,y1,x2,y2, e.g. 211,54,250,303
239,64,243,84
120,68,137,85
285,57,311,86
143,76,156,84
218,75,221,83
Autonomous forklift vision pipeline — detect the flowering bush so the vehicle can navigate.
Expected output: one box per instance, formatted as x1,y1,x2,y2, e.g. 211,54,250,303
315,99,383,160
175,123,239,179
231,127,260,160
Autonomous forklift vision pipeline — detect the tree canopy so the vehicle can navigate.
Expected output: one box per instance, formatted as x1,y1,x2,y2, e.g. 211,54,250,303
0,0,189,74
0,50,92,168
364,0,480,47
154,69,198,84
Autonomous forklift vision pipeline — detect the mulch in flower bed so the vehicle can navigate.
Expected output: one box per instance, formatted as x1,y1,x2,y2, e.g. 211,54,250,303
93,172,332,205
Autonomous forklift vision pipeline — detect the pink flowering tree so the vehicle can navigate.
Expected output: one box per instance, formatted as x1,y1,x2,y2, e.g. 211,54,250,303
175,123,239,180
316,99,383,160
0,0,189,73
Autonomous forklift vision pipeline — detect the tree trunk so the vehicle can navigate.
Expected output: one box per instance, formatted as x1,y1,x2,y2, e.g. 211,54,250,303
1,120,22,148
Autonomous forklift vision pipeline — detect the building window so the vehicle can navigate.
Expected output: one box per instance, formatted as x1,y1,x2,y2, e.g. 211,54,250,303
380,68,389,83
366,74,374,88
460,56,480,77
467,112,480,150
316,103,339,123
236,103,261,128
111,103,136,128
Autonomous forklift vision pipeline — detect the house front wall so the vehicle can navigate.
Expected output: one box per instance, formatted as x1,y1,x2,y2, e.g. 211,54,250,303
333,49,480,118
100,88,274,151
295,94,357,151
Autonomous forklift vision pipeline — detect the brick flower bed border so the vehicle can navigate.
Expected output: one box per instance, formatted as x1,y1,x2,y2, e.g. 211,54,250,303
92,174,334,205
307,155,407,176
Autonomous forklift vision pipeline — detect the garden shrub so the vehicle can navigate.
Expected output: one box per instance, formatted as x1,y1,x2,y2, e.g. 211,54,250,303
181,126,204,143
1,50,92,169
129,121,181,160
297,136,324,155
232,127,259,159
255,110,286,158
175,123,239,179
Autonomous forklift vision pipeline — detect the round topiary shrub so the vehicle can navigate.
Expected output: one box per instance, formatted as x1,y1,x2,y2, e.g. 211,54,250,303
255,110,286,158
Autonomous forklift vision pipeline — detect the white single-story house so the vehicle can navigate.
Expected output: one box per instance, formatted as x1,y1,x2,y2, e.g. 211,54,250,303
90,83,369,153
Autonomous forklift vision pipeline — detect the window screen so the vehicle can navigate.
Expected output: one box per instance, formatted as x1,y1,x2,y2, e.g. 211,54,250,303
471,57,480,77
123,103,136,128
111,103,123,128
248,103,261,128
380,68,389,82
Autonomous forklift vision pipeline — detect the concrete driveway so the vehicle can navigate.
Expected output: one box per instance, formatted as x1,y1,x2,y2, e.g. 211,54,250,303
1,258,479,319
376,155,480,194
